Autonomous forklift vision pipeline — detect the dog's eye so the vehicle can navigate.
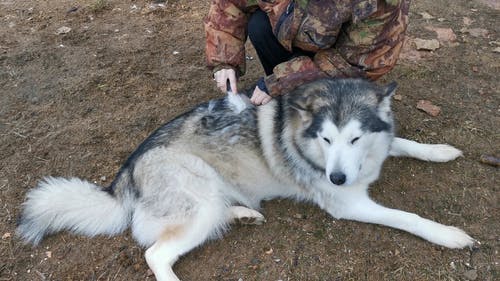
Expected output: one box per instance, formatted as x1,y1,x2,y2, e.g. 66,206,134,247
351,137,360,144
322,137,331,144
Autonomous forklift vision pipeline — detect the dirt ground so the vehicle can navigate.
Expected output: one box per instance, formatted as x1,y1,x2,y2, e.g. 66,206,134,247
0,0,498,280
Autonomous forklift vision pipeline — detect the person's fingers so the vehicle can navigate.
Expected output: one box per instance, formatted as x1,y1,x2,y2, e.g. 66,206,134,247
250,87,260,104
228,72,238,94
251,89,266,105
215,77,226,92
261,96,272,105
250,86,272,105
214,69,238,93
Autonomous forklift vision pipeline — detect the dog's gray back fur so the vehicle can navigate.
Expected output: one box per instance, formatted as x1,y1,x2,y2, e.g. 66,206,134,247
107,95,260,200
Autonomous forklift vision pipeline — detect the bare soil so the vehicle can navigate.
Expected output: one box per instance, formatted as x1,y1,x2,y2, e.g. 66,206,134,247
0,1,498,280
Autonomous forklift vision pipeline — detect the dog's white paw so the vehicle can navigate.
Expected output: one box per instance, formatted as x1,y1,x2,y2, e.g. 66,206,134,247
229,206,266,225
427,225,476,249
426,144,463,162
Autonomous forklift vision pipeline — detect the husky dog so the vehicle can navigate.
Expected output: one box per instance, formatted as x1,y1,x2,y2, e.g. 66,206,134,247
17,79,475,281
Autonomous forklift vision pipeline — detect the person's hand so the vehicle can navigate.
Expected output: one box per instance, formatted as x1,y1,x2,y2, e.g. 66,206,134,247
213,68,238,94
250,86,272,106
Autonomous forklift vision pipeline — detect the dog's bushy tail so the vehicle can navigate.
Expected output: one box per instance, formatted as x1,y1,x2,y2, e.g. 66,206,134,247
17,177,132,245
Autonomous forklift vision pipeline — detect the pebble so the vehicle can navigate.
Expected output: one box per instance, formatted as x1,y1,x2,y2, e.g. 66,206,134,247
479,154,500,167
55,26,71,35
419,12,434,19
414,38,440,51
463,269,478,280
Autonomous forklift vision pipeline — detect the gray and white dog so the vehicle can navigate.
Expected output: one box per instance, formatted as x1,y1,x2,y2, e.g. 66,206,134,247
18,78,475,281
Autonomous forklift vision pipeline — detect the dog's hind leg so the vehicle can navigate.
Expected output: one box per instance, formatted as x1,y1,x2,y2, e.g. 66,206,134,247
389,137,463,162
142,202,228,281
131,152,231,281
320,188,475,249
228,206,266,225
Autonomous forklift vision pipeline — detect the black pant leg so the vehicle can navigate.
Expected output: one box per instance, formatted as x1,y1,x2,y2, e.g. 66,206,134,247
248,9,294,75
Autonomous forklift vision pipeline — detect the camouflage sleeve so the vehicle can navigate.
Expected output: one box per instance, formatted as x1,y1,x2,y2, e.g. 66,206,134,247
337,0,411,80
265,0,410,96
204,0,252,77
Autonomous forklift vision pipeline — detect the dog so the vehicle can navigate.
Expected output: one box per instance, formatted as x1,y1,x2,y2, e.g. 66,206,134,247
17,78,476,281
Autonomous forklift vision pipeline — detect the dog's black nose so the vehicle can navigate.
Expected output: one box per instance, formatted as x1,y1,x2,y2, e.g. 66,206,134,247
330,172,346,185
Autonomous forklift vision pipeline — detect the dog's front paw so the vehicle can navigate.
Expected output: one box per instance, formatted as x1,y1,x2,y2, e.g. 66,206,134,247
427,144,463,162
428,225,476,249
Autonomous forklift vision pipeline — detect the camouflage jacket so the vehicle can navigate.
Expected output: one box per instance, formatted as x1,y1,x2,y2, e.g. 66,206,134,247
205,0,411,96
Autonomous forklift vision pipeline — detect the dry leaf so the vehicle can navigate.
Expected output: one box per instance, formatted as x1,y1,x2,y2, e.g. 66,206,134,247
416,100,441,116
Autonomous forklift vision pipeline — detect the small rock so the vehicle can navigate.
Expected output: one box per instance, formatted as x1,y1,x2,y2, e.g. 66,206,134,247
425,26,457,43
463,17,473,26
133,263,142,271
265,248,274,255
479,154,500,167
416,100,441,116
450,261,457,270
55,26,71,35
67,6,79,13
463,269,478,280
492,47,500,53
419,12,434,19
414,38,440,51
393,94,403,101
302,223,314,232
293,213,305,219
1,232,11,239
462,28,489,38
141,3,167,15
475,0,500,10
45,251,52,258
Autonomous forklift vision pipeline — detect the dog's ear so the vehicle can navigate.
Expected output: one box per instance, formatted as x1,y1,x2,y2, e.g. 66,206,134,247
376,81,397,111
377,81,397,101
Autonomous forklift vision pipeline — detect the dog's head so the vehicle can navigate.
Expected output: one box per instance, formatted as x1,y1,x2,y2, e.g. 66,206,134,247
285,78,396,186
